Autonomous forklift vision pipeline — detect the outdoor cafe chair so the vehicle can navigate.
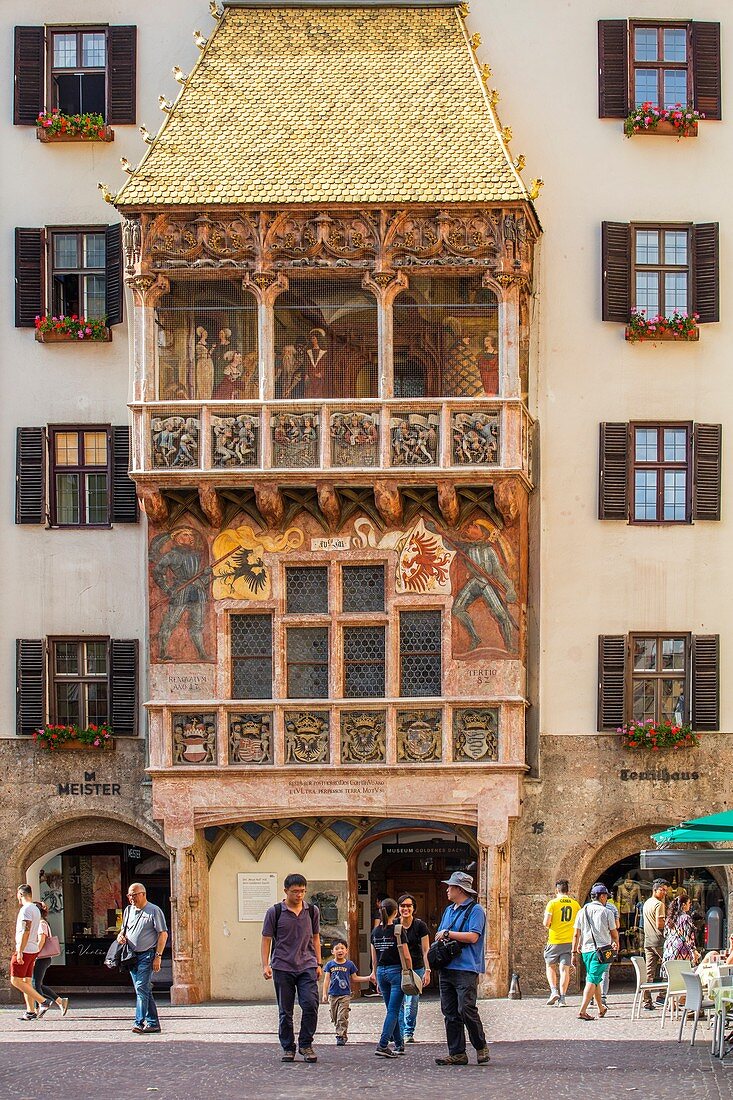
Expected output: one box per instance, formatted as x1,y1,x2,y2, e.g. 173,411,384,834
660,960,692,1028
677,971,714,1047
630,955,667,1021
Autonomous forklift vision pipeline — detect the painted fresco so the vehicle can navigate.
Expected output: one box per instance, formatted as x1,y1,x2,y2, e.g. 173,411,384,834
149,527,214,663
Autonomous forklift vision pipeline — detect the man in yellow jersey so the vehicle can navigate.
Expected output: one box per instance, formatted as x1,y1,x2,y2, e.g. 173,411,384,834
543,880,580,1007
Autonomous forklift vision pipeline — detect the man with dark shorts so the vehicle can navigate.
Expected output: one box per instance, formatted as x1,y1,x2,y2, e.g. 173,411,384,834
262,874,322,1063
10,884,48,1021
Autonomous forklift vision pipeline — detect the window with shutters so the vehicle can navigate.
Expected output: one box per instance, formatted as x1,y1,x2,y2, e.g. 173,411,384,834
50,638,109,727
632,423,690,523
598,20,721,122
51,230,106,320
598,632,719,732
632,225,690,319
13,25,136,126
49,426,110,527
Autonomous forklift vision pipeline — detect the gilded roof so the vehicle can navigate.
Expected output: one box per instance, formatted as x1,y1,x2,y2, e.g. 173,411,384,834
115,4,527,207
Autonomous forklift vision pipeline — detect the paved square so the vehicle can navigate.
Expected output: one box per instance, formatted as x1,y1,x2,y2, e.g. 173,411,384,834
1,993,732,1099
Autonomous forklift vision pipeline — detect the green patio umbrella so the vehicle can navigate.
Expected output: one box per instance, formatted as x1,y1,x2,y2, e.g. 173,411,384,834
652,810,733,845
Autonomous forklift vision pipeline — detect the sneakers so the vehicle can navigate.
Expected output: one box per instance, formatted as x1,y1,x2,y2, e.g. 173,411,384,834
643,1002,656,1012
558,996,567,1007
336,1036,347,1046
59,997,69,1016
281,1050,295,1062
435,1053,469,1066
143,1023,161,1033
546,992,560,1006
35,1004,49,1019
18,1011,36,1021
393,1046,406,1055
375,1046,398,1058
298,1047,317,1063
477,1047,491,1064
132,1024,146,1034
405,1035,416,1043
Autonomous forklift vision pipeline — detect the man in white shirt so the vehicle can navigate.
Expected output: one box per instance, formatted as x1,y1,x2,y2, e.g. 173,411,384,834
571,883,619,1021
10,884,48,1021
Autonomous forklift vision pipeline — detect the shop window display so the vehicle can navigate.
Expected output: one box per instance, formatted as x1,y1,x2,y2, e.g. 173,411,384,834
393,276,499,398
155,281,258,400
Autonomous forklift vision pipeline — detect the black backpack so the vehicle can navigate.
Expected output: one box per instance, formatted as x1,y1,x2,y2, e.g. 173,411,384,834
427,901,480,970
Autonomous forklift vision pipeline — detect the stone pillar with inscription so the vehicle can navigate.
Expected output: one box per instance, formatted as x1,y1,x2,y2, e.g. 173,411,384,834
161,794,211,1004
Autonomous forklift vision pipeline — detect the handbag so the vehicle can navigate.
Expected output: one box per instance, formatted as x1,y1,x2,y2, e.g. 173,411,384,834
427,901,478,971
584,906,615,966
37,928,61,960
394,924,423,996
104,908,134,973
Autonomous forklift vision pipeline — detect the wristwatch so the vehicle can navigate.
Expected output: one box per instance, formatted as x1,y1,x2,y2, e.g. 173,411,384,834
155,953,163,958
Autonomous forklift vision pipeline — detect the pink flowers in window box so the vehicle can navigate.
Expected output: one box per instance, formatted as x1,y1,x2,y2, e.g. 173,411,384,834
35,109,113,142
34,315,111,342
626,309,699,343
624,102,703,139
33,723,115,750
619,719,698,751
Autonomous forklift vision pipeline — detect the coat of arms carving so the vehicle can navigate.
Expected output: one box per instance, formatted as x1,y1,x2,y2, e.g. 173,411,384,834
340,711,386,764
284,712,330,764
396,709,442,763
228,713,272,764
452,708,499,762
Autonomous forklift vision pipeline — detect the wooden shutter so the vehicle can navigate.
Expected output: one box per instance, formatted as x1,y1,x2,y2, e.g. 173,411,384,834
692,22,722,120
598,20,629,118
15,227,44,327
105,223,124,326
598,635,627,731
15,427,46,524
110,639,138,735
14,27,45,125
16,639,45,736
599,423,629,520
601,222,631,323
111,425,139,523
692,634,719,731
692,223,719,324
107,26,137,125
693,423,722,521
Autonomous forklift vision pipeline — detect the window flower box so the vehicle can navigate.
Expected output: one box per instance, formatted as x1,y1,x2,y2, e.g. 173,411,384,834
33,724,115,750
619,719,698,751
625,310,699,343
34,315,112,343
35,110,113,143
624,103,703,140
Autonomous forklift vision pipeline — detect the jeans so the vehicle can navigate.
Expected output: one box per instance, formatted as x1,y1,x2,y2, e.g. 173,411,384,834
129,948,159,1028
33,957,59,1005
272,968,319,1052
402,966,425,1036
439,968,487,1055
377,964,404,1050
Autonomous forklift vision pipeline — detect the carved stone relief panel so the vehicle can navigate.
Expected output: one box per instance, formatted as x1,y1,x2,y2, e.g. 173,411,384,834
451,411,500,465
172,712,217,765
340,711,386,764
330,411,380,467
147,212,258,269
272,411,320,468
390,412,439,466
396,709,442,763
266,211,379,268
212,413,260,468
387,210,501,268
452,708,499,762
228,712,273,764
284,711,330,764
151,413,200,468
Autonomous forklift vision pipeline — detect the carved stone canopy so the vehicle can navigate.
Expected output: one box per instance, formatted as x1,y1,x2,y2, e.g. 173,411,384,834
128,205,539,286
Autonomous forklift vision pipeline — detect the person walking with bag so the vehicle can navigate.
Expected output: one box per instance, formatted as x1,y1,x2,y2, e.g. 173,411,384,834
570,883,619,1021
116,883,168,1035
395,894,430,1042
431,871,490,1067
33,902,68,1016
370,898,408,1058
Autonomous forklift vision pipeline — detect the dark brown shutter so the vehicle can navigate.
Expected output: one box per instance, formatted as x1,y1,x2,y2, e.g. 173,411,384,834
105,224,123,326
692,634,719,731
692,22,721,120
107,26,137,125
111,425,138,523
15,427,46,524
15,227,44,327
598,20,629,118
110,639,138,735
601,222,631,323
693,423,722,521
599,423,629,520
598,635,627,731
16,639,45,736
14,27,45,125
692,223,719,323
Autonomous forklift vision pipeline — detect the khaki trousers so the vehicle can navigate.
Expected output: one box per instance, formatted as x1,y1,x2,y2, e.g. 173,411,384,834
329,994,351,1037
643,945,664,1005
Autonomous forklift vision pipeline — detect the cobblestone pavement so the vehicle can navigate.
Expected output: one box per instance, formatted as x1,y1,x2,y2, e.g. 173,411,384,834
1,992,732,1100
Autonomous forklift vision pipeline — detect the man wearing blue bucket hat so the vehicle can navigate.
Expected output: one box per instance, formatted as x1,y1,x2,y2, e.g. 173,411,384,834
571,883,619,1021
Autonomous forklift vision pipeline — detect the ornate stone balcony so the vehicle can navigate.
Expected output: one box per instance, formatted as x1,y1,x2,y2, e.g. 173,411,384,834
130,398,533,483
147,699,527,771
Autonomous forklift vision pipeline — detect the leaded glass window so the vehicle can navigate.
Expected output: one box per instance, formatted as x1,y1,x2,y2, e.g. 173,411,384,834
400,611,442,697
287,627,329,698
343,626,386,698
231,614,273,699
342,565,385,613
286,567,329,614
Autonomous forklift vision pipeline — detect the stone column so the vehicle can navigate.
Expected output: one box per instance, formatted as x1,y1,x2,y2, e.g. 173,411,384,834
476,783,521,997
160,796,210,1005
490,273,521,399
127,275,170,403
362,271,407,399
243,272,288,401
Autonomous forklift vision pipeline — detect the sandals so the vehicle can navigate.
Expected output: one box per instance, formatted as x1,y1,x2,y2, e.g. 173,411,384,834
578,1012,594,1020
598,1005,608,1018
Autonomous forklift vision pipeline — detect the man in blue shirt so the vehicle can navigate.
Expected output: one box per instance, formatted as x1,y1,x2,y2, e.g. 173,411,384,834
434,871,490,1066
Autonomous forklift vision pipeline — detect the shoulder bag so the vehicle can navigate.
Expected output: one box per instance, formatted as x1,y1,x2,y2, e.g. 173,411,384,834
427,901,479,970
104,907,135,973
394,923,423,996
37,923,61,960
584,906,615,966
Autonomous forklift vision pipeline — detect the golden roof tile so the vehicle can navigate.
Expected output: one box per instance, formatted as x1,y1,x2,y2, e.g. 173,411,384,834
115,4,527,207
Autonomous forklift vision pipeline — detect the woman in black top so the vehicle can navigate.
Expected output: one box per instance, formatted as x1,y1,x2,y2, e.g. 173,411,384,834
397,893,431,1041
369,898,409,1057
